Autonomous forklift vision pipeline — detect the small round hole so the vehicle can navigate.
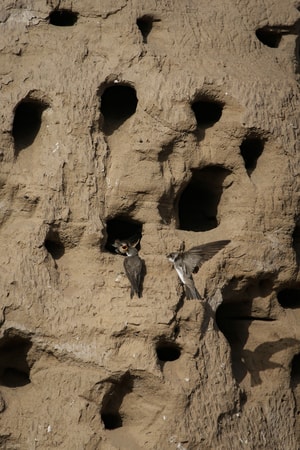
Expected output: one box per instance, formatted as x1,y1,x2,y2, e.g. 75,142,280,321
101,412,122,430
49,9,78,27
156,342,181,362
191,100,223,128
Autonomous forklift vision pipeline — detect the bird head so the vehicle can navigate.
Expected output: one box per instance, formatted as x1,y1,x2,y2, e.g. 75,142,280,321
167,252,178,262
112,240,129,255
126,246,139,257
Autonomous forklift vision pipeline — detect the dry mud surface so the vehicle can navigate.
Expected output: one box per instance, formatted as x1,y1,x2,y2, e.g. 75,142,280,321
0,0,299,449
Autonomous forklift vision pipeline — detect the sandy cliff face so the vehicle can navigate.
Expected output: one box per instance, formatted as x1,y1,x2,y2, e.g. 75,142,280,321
0,0,299,449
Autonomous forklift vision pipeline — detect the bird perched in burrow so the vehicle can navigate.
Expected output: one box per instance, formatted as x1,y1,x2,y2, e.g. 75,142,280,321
112,238,144,298
167,240,230,300
112,234,141,255
123,245,144,298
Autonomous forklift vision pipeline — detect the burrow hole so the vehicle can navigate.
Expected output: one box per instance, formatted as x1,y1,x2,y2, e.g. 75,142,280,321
49,9,78,26
256,27,282,48
216,292,275,386
290,353,300,441
100,84,138,134
216,300,252,385
177,166,230,231
13,99,48,154
240,135,265,175
105,217,142,254
277,289,300,309
100,373,133,430
191,98,223,128
293,222,300,261
44,229,65,260
136,15,158,43
156,341,181,362
0,335,32,388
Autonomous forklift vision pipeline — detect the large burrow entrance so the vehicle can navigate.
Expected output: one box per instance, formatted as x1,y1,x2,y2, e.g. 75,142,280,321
277,288,300,309
0,334,32,388
12,99,49,155
44,228,65,260
100,373,134,430
293,221,300,263
105,217,143,254
99,83,138,134
290,353,300,443
48,9,78,26
155,340,181,363
239,135,265,176
177,166,230,231
191,97,223,129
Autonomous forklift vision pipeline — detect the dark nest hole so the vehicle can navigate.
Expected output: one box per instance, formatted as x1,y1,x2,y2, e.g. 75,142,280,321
216,300,253,384
100,373,133,430
101,412,122,430
100,84,138,134
291,353,300,397
291,353,300,388
255,27,282,48
156,341,181,362
240,136,265,175
13,99,48,154
290,353,300,438
293,222,300,261
0,335,32,388
105,217,142,254
177,166,230,232
191,98,223,129
296,35,300,74
49,9,78,26
277,289,300,309
136,15,156,43
44,229,65,260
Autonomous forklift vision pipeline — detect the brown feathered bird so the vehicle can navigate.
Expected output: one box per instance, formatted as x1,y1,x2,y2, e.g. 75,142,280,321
123,246,143,298
167,240,230,300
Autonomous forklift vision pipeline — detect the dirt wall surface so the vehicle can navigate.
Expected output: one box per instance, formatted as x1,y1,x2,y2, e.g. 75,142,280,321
0,0,299,449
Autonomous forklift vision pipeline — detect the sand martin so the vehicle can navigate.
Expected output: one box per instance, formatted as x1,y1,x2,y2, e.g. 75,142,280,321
167,240,230,300
123,246,143,298
112,235,140,255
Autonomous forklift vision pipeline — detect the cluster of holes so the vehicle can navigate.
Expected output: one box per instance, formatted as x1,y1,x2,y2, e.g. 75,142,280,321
99,342,181,430
12,99,48,154
178,166,230,232
0,335,32,388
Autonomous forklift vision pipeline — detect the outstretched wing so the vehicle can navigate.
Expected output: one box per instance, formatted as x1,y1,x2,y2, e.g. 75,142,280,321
183,240,230,273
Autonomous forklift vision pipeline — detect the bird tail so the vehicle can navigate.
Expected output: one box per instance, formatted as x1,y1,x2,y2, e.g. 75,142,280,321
130,286,142,299
185,284,201,300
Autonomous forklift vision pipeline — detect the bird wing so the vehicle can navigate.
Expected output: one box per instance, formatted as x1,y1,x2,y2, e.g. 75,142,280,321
183,240,230,273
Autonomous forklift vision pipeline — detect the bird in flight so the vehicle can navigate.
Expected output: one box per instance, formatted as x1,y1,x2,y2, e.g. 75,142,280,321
167,240,230,300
